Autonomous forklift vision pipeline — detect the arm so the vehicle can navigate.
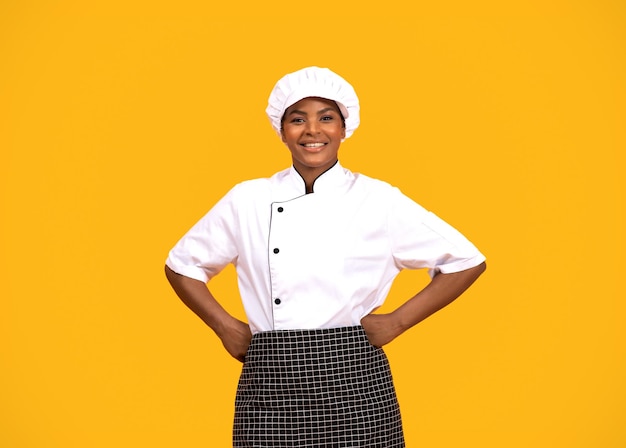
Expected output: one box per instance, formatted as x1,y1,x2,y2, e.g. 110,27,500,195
360,262,486,347
164,265,251,362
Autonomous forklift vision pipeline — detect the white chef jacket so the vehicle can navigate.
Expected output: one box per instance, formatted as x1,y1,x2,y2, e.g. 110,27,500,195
166,162,485,334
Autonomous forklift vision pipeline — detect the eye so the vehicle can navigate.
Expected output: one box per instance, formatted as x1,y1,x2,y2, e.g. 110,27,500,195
320,115,334,122
290,117,305,124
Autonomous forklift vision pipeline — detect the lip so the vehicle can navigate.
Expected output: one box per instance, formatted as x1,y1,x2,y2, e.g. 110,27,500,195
300,142,327,152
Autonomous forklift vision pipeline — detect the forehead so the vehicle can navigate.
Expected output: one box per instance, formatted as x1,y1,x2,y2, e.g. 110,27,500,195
285,97,341,114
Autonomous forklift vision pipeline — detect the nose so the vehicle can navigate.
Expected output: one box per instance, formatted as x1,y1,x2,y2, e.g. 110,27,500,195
305,120,320,134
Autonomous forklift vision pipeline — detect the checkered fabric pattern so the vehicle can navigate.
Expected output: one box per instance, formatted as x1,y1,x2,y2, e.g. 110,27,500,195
233,326,405,447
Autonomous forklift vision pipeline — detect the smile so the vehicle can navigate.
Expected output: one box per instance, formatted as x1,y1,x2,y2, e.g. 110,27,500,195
301,142,326,148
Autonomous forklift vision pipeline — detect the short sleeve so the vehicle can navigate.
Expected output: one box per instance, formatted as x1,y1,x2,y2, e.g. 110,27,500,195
388,188,485,277
165,186,240,283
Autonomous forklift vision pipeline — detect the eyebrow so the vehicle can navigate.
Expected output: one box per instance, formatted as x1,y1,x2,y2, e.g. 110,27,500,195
286,107,339,116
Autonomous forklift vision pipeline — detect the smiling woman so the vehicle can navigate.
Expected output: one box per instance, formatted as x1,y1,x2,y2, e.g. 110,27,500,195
164,66,486,447
280,97,345,192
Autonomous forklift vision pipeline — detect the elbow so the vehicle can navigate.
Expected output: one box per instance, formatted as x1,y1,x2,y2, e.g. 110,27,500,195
164,264,178,284
474,261,487,278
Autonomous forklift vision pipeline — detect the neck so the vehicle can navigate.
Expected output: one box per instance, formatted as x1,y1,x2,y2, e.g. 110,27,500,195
293,160,338,194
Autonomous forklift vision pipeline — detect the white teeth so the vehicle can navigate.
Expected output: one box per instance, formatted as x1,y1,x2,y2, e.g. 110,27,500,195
303,143,325,148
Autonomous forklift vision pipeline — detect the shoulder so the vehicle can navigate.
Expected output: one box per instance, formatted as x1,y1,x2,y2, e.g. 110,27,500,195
226,167,290,201
231,168,286,192
351,171,402,199
233,178,270,194
350,170,429,217
353,172,393,189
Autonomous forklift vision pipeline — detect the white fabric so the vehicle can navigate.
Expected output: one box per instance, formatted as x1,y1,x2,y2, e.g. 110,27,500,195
165,162,485,334
266,66,360,139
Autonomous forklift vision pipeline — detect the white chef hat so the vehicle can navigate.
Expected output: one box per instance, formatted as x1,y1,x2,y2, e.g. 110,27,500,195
266,66,360,139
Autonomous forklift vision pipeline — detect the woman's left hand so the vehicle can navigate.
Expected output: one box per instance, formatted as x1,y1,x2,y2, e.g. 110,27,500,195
360,313,402,347
361,262,487,348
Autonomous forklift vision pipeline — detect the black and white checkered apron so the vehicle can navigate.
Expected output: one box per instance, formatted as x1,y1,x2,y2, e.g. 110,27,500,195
233,325,405,447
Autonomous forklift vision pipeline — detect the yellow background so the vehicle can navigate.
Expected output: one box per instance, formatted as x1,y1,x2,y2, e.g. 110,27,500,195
1,1,624,446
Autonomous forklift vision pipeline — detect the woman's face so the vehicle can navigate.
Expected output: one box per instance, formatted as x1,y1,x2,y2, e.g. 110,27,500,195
281,97,346,176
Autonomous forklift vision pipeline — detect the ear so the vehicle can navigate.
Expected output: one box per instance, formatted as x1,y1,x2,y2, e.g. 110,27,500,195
341,127,346,140
280,129,287,143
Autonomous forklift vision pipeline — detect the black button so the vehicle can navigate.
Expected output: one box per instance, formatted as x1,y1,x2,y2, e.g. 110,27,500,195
274,298,281,305
277,207,284,212
273,248,279,254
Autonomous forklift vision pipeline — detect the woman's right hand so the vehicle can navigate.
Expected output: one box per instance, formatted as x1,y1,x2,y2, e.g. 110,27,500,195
219,317,252,362
164,266,252,363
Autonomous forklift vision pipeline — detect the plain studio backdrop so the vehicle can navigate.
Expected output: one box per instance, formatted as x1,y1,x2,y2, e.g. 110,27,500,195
1,1,624,446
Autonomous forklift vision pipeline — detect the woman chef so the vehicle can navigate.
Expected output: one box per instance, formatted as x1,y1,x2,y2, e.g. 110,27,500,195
165,66,486,447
